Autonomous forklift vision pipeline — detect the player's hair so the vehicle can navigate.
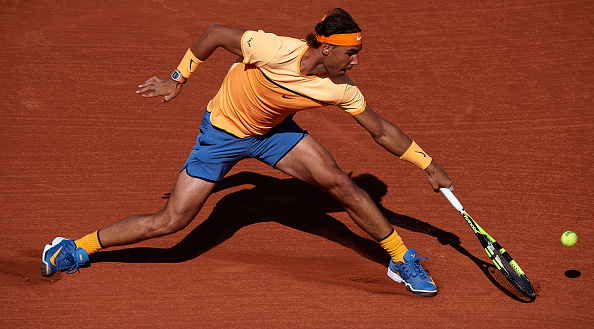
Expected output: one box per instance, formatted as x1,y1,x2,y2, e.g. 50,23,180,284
305,8,362,48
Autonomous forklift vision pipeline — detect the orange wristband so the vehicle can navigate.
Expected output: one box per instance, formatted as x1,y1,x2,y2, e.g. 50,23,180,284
176,49,202,79
400,141,433,170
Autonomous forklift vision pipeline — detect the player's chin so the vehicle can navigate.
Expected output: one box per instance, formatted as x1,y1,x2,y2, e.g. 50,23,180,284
334,70,347,77
340,67,355,76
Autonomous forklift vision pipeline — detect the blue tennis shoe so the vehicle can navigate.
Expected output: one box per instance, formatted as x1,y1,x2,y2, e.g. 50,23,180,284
387,249,437,297
42,237,89,277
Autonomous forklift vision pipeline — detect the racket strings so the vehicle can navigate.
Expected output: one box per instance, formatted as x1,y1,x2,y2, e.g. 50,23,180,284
489,243,535,296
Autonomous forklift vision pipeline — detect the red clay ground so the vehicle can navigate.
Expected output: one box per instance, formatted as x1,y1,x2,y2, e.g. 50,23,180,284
1,0,592,327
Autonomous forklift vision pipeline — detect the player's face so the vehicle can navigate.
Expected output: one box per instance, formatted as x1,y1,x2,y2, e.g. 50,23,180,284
324,44,362,77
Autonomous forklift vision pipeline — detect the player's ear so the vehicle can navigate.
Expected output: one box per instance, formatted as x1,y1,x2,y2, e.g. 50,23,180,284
321,42,331,56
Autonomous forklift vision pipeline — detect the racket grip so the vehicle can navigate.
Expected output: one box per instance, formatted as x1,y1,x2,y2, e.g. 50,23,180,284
440,187,465,213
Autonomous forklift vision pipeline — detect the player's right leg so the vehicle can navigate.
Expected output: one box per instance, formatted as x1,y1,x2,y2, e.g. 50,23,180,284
275,135,436,296
42,169,216,277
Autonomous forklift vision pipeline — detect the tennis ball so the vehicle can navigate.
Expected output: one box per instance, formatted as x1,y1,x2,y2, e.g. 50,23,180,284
561,231,577,247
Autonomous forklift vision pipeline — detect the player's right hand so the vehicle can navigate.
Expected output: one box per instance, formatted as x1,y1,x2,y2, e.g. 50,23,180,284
136,76,183,103
425,161,452,192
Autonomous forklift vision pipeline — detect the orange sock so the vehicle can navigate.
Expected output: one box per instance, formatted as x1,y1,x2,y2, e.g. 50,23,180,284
75,231,103,255
379,229,408,263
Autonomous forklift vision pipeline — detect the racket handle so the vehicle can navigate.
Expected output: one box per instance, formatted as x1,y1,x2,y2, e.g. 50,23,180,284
440,187,465,213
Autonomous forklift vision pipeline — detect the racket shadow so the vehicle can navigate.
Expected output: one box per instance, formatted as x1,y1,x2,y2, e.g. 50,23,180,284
381,207,535,303
376,203,535,302
453,243,536,303
351,175,535,302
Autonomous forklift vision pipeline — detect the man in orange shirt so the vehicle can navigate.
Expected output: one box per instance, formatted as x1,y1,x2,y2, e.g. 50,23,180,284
42,8,451,297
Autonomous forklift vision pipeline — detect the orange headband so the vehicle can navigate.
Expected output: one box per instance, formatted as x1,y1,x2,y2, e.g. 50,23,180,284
315,32,362,46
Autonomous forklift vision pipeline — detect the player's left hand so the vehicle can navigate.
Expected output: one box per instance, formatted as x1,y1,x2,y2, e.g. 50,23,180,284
425,161,452,192
136,76,183,103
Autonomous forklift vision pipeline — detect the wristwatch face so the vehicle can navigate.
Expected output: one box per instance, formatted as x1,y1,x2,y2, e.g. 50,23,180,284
171,70,182,81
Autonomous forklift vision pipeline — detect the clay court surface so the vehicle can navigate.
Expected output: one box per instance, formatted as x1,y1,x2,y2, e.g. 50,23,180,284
1,0,592,327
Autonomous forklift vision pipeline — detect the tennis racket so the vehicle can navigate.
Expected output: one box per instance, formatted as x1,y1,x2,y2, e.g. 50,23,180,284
440,188,536,298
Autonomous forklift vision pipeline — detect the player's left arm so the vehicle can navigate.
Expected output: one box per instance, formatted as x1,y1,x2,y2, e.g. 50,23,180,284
137,24,246,102
353,104,452,191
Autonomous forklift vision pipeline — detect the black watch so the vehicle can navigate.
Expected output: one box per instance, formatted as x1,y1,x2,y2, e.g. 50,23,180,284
171,69,187,84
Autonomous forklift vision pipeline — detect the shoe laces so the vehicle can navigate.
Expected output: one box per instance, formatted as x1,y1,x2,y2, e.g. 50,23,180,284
55,242,81,274
400,253,429,279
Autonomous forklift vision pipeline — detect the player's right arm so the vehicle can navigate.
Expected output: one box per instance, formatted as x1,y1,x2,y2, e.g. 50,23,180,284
354,104,452,191
136,24,246,102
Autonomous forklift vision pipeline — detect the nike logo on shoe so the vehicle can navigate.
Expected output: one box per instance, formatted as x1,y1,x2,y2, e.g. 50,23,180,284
50,246,63,266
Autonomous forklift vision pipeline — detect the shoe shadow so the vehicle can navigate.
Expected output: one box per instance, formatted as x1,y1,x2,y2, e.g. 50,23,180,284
91,171,534,301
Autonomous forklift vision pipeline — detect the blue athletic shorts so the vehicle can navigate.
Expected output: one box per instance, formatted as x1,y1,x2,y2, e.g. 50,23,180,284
181,110,308,182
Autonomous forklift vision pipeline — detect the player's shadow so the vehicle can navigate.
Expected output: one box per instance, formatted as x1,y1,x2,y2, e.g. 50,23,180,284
91,171,534,302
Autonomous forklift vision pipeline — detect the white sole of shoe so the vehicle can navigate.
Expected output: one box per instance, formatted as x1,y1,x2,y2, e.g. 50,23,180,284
41,237,65,277
387,267,437,297
387,268,404,283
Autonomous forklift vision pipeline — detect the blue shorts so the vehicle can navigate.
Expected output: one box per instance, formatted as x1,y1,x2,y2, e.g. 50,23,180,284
181,110,308,182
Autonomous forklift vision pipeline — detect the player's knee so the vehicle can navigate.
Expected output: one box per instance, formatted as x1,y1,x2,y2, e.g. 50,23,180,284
148,212,192,237
326,173,364,204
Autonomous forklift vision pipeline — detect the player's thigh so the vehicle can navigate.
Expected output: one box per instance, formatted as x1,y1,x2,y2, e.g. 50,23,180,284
160,169,217,226
275,135,349,191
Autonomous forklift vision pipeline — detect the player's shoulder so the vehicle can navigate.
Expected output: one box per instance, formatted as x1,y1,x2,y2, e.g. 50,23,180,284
242,30,306,67
244,30,303,46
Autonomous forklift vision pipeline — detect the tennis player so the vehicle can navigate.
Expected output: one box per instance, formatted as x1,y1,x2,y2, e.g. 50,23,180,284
42,8,451,297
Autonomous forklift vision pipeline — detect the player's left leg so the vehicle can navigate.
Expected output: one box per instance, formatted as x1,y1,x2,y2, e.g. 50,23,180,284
275,135,437,296
41,169,217,277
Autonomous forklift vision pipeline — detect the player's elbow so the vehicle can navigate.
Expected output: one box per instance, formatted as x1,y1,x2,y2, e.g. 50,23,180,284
202,24,245,57
371,131,390,148
206,24,225,32
203,24,224,40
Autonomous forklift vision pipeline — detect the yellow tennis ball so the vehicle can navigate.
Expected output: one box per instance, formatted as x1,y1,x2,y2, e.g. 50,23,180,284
561,231,577,247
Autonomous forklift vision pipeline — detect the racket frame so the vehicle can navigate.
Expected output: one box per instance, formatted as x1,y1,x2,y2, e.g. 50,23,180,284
441,188,535,298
